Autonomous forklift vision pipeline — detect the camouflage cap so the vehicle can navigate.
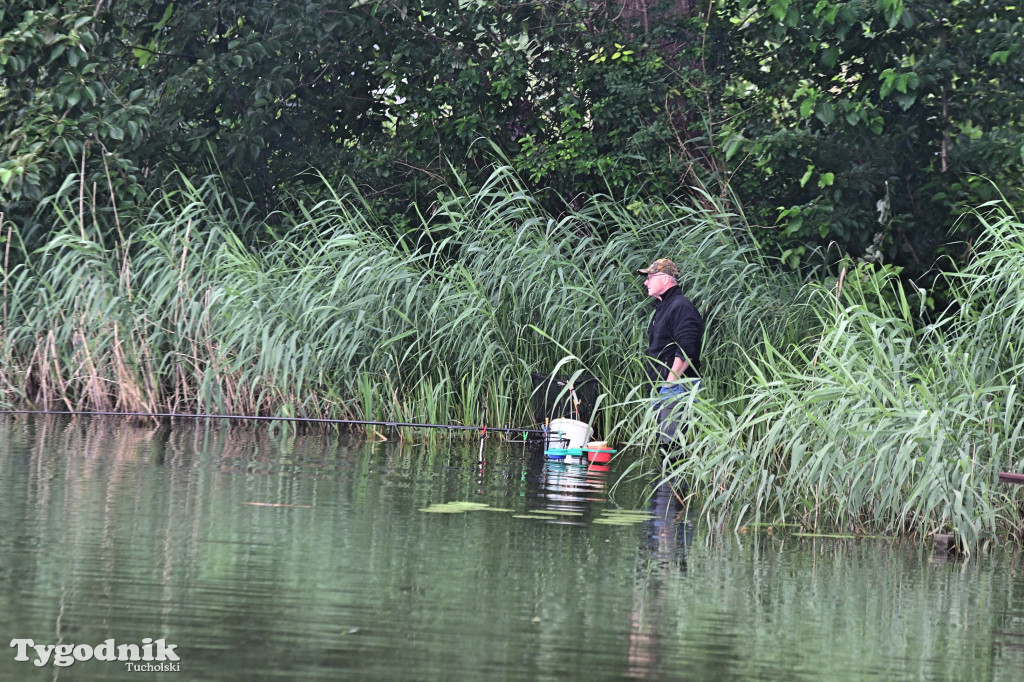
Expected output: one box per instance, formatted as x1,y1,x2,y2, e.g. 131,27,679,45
636,258,679,278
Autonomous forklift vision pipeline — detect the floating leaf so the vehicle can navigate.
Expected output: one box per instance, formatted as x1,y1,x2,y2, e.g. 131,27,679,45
419,501,513,514
601,510,654,518
529,509,584,516
594,510,655,525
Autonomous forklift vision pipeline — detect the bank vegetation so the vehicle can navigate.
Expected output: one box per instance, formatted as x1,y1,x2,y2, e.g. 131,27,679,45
3,170,1024,550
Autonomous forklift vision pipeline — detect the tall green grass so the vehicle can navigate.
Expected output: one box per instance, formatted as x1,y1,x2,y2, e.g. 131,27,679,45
640,200,1024,551
1,167,787,439
9,165,1022,549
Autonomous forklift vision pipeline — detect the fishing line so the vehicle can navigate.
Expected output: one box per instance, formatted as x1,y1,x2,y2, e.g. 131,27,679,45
0,409,544,436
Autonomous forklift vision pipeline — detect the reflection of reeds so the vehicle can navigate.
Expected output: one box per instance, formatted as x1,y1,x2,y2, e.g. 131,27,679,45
2,168,780,441
4,414,163,540
633,201,1024,552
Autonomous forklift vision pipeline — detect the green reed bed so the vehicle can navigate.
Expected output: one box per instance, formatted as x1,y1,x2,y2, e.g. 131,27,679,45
642,201,1024,550
5,166,1024,548
1,167,782,440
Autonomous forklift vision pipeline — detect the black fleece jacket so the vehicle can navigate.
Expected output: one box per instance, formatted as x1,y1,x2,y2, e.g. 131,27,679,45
645,285,704,387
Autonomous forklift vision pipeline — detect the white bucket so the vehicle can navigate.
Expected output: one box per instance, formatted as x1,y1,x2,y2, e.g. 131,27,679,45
546,418,593,450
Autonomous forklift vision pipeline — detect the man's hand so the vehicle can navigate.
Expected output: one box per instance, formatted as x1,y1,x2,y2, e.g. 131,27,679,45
666,356,689,381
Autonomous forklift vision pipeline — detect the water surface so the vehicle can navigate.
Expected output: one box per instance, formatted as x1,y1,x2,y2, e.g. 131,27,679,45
1,415,1023,680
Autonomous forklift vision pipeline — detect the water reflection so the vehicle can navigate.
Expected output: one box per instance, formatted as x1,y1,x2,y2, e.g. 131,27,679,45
3,415,1024,681
628,482,694,679
517,456,612,528
643,481,693,572
538,460,608,504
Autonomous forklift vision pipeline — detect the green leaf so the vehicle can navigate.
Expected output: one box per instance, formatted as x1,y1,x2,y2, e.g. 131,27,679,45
800,164,814,187
879,68,896,98
894,92,916,110
781,245,805,269
821,45,839,68
990,50,1010,65
155,3,175,32
48,45,67,64
768,0,791,22
723,133,745,161
781,214,804,236
814,102,835,125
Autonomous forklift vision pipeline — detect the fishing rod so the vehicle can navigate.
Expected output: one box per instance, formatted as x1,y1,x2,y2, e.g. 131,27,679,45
0,409,545,436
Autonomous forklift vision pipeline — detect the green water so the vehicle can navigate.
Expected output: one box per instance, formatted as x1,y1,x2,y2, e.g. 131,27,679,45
1,415,1023,681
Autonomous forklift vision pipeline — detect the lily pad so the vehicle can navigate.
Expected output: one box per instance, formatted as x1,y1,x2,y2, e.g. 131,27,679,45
600,510,655,520
593,511,655,525
419,501,511,514
528,509,584,516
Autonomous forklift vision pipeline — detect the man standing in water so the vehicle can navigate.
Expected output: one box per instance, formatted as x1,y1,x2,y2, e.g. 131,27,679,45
637,258,704,455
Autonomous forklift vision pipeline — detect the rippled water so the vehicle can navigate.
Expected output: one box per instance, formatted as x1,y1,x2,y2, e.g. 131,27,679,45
1,415,1023,681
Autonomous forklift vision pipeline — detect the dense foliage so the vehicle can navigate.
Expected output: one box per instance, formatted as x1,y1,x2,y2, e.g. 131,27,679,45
3,1,1021,271
714,0,1024,273
1,0,709,239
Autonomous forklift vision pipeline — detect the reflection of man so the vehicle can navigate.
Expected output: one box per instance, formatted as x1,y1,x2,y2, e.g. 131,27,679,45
627,481,693,678
637,258,704,452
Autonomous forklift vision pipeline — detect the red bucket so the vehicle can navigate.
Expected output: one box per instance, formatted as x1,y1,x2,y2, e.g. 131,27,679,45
584,441,614,464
